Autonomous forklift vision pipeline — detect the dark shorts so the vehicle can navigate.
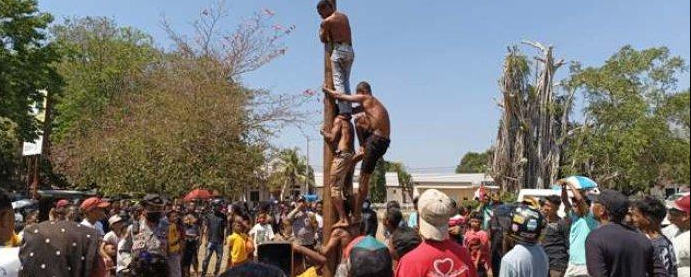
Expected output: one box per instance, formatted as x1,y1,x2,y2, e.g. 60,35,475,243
361,134,390,174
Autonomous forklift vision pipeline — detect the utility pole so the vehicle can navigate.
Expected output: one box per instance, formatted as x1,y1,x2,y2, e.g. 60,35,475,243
305,136,312,194
321,0,338,276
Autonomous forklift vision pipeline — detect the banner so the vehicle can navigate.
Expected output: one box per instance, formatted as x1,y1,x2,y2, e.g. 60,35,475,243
22,89,47,156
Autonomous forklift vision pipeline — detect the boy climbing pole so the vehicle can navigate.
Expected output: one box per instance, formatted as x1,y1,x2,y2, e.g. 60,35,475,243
317,0,354,116
321,114,357,228
323,82,391,223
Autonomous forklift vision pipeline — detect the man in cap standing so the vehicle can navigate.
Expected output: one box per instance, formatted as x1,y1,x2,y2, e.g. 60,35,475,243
120,194,170,276
585,189,665,277
395,189,477,277
663,194,690,277
80,196,110,236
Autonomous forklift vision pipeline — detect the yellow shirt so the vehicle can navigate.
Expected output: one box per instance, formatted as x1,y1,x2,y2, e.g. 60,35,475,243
168,224,181,254
298,267,320,277
226,232,249,266
3,232,21,247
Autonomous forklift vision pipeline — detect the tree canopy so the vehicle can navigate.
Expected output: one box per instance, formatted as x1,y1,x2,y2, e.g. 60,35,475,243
456,150,491,173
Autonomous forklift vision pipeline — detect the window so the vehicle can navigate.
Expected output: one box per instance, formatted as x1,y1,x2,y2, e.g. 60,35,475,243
250,191,260,202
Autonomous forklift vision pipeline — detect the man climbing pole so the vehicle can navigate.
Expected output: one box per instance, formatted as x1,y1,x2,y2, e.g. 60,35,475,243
321,114,357,229
323,82,391,223
317,0,354,116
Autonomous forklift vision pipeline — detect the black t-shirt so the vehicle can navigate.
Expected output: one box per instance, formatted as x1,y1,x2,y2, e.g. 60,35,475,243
204,212,227,244
540,218,570,271
585,223,666,277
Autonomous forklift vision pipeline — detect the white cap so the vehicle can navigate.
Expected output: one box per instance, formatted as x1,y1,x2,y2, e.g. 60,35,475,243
418,189,454,241
108,215,123,226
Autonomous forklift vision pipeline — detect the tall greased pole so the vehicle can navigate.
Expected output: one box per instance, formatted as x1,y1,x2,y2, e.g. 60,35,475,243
321,0,338,276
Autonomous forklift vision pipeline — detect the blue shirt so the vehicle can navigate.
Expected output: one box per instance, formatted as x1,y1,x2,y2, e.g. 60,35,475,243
568,211,598,265
408,211,418,229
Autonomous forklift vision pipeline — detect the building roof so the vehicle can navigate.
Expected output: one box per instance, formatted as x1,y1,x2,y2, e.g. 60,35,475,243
411,173,494,186
314,171,400,189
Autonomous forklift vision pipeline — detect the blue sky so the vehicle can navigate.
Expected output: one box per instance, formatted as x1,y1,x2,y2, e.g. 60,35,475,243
40,0,690,173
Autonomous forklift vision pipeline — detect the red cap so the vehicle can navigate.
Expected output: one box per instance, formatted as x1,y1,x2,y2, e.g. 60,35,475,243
671,195,690,215
667,194,689,214
56,199,70,209
80,197,110,212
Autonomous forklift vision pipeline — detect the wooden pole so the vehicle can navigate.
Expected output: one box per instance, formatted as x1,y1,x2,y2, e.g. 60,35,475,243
321,0,338,276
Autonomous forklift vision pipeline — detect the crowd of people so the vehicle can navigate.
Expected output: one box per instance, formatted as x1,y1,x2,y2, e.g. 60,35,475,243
2,180,690,277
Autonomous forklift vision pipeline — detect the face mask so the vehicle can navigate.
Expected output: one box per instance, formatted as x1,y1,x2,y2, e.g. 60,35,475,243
146,211,163,223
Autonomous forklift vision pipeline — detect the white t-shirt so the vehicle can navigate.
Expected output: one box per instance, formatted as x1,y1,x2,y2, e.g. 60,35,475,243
81,219,105,237
0,247,20,277
249,223,275,256
663,225,690,277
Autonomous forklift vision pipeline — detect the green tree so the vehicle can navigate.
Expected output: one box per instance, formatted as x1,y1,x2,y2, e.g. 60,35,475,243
269,148,312,200
368,159,388,203
566,46,690,193
387,161,414,201
51,5,303,196
50,17,158,141
0,0,62,187
456,150,492,173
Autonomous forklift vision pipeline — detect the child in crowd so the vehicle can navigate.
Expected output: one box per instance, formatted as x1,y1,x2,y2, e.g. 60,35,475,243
249,212,275,257
226,215,252,269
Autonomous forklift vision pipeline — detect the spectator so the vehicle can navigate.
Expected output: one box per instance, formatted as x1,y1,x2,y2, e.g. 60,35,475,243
349,235,394,277
585,189,665,277
19,220,106,277
499,203,548,277
390,226,421,262
560,179,597,277
120,194,170,276
80,197,111,237
468,236,492,277
1,189,20,248
663,194,690,277
408,196,420,229
384,207,404,243
167,209,184,277
488,204,516,276
361,199,378,237
477,193,496,230
632,196,678,277
102,215,126,276
249,211,275,257
201,200,227,277
286,197,317,249
50,199,70,221
395,189,477,277
181,213,200,277
314,200,324,244
226,215,251,268
540,195,570,277
464,213,489,257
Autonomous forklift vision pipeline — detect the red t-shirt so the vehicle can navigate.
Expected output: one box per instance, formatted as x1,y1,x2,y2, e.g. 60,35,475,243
395,239,478,277
463,229,490,253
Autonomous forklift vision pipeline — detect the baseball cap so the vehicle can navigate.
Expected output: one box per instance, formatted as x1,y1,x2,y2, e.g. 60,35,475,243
349,236,393,277
108,215,124,226
594,189,629,221
56,199,70,209
80,197,110,212
418,189,454,241
508,203,546,243
142,194,166,206
668,194,690,215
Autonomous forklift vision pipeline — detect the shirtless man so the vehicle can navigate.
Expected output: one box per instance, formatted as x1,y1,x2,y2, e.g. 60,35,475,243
323,81,391,222
320,114,356,228
317,0,354,115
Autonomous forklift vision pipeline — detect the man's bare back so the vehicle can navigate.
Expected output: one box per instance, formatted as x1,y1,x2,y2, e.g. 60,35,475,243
321,12,352,45
322,114,354,153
